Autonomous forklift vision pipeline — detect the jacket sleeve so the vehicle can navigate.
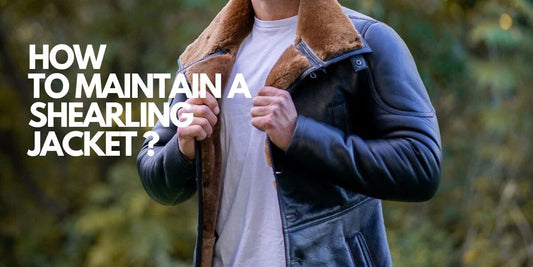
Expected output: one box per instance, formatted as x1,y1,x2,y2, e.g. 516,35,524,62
137,94,197,205
285,22,442,202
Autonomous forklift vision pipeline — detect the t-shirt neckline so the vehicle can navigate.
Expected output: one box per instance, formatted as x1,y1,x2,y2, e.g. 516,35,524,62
253,15,298,30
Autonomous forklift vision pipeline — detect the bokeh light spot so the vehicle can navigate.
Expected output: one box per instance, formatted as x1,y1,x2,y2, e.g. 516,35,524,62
499,13,513,30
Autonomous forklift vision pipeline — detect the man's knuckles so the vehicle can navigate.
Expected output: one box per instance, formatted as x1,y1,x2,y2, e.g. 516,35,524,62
178,124,208,139
196,117,210,128
252,115,275,129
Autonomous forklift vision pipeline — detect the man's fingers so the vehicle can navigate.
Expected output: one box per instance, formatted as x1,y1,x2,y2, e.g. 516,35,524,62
251,116,273,132
179,104,218,126
177,124,208,141
257,86,288,97
186,94,220,115
252,95,281,107
251,117,265,131
250,106,272,117
177,116,215,142
191,117,214,137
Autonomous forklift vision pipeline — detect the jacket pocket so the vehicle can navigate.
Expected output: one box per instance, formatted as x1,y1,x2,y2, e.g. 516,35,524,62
346,232,376,267
327,81,352,133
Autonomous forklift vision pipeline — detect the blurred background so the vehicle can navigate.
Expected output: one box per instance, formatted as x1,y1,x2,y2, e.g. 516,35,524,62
1,0,532,266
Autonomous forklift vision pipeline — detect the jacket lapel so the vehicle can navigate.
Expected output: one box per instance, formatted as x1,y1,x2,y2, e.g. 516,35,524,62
180,0,364,89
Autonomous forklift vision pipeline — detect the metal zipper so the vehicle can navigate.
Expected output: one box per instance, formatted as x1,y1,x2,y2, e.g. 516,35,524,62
296,40,325,68
180,47,228,74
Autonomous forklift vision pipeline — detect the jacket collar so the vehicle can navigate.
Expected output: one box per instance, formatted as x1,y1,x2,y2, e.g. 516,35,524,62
179,0,364,90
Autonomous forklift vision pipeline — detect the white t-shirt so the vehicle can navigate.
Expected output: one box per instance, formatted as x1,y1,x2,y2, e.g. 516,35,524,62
213,15,298,267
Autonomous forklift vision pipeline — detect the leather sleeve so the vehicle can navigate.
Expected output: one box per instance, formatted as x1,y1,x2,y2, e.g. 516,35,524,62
285,22,442,202
137,94,197,205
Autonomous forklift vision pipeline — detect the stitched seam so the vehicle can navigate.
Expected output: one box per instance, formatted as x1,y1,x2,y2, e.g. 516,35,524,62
367,63,435,117
356,232,376,267
348,15,378,36
361,20,378,36
362,25,435,117
345,236,358,266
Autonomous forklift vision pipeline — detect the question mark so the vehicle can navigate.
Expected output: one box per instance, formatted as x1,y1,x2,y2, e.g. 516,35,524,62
143,131,159,157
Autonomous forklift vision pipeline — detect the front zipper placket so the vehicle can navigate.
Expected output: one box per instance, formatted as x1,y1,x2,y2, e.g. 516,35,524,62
178,47,228,74
267,42,329,267
274,42,373,266
267,139,293,267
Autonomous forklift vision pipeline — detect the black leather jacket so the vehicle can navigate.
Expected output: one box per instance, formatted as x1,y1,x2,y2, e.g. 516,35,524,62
138,5,441,267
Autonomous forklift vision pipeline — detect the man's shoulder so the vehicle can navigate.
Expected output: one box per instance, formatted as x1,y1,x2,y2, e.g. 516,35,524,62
341,7,405,49
341,7,382,37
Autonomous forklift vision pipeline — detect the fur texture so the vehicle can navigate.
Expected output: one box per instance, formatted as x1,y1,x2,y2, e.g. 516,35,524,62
179,0,253,67
265,45,311,89
297,0,363,60
177,1,363,266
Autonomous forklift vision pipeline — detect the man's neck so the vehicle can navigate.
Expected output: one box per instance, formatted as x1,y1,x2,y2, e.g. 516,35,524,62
251,0,299,21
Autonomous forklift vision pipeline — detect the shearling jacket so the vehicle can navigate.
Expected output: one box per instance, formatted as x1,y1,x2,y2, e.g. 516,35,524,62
137,0,442,266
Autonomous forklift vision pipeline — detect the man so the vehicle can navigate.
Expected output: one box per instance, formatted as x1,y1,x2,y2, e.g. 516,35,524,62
137,0,441,266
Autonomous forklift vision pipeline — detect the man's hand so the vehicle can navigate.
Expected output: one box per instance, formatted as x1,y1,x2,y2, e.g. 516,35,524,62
177,94,219,160
251,86,297,151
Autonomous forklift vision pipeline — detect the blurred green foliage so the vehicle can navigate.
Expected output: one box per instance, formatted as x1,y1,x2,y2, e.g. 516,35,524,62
1,0,532,266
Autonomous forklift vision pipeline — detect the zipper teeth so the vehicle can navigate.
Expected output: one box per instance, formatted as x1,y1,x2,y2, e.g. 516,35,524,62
180,49,228,73
298,41,325,67
287,40,328,93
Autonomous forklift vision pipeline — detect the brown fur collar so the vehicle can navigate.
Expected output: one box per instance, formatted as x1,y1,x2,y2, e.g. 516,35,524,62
180,0,363,88
178,1,363,266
